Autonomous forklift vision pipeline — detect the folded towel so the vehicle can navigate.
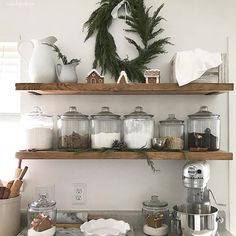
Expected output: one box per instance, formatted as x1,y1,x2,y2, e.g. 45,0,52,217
174,48,222,86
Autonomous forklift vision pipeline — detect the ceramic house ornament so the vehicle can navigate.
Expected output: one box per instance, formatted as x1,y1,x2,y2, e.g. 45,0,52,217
86,69,104,84
117,71,129,84
144,69,160,84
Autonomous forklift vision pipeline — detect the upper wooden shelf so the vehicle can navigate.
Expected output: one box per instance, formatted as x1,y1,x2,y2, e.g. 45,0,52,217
15,83,234,95
15,150,233,160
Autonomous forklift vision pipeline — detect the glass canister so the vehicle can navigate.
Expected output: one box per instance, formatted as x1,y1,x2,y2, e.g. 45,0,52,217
91,107,121,149
159,114,184,150
124,106,154,149
21,106,53,150
188,106,220,151
57,106,89,149
27,195,57,236
142,196,169,235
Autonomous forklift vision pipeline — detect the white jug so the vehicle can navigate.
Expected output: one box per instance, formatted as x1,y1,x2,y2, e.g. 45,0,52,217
56,63,79,83
18,36,57,83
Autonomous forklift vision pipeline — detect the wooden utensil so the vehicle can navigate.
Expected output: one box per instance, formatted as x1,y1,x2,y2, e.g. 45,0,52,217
14,159,22,178
9,166,28,198
2,188,11,199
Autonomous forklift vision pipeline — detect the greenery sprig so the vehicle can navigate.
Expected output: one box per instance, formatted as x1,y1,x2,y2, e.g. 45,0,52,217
44,43,81,65
84,0,171,82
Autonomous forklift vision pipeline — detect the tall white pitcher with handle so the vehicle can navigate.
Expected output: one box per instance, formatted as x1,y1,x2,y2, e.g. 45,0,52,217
18,36,57,83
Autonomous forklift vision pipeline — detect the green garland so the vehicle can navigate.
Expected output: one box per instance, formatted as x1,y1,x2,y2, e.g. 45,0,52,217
84,0,171,83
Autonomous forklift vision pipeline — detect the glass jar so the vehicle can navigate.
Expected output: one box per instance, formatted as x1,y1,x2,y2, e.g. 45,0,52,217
27,195,57,236
188,106,220,151
159,114,184,150
21,106,53,150
57,106,89,149
124,106,154,149
142,196,169,234
91,107,121,149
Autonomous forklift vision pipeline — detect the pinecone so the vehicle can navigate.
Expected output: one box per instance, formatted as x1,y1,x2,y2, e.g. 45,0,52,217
111,140,128,151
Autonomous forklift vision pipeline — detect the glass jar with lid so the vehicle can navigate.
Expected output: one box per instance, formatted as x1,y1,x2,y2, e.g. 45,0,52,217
159,114,184,150
57,106,89,149
142,195,169,235
124,106,154,149
21,106,53,150
187,106,220,151
27,195,57,236
91,107,121,149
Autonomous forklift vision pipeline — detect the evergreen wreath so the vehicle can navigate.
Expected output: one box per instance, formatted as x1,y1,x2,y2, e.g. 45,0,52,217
84,0,171,83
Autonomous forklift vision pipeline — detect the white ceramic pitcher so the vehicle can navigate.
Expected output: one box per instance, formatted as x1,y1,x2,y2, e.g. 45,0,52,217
18,36,57,83
56,63,79,83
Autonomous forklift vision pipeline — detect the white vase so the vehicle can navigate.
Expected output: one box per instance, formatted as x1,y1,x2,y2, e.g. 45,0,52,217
56,63,79,83
18,36,57,83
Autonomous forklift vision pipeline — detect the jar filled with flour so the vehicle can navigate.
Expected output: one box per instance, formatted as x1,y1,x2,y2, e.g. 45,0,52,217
124,106,154,149
22,106,53,150
57,106,89,149
91,107,121,149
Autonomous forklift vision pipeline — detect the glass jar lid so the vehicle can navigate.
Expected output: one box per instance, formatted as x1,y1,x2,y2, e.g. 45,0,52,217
91,107,120,119
26,106,52,118
60,106,88,119
143,195,168,211
28,195,56,210
188,106,220,119
160,114,184,124
124,106,154,119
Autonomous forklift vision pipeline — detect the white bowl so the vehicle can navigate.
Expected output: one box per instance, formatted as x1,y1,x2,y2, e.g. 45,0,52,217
80,218,130,236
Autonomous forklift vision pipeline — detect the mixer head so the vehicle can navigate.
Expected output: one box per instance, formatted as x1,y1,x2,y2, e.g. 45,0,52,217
182,161,210,189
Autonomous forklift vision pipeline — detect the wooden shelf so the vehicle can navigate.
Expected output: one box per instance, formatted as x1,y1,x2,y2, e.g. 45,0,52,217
15,83,234,95
15,150,233,160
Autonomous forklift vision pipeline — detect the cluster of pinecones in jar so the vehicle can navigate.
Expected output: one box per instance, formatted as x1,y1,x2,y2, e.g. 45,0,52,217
111,140,128,151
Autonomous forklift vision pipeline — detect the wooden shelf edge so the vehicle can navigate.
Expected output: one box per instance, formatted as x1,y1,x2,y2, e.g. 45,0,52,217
15,150,233,160
15,83,234,95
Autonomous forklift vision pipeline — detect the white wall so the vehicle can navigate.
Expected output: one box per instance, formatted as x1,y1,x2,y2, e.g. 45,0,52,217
0,0,235,232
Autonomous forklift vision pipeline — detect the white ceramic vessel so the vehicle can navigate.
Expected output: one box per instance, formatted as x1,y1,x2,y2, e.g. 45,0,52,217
56,63,79,83
18,36,57,83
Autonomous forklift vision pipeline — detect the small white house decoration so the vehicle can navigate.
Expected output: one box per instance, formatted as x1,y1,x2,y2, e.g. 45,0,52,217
117,71,129,84
144,69,160,84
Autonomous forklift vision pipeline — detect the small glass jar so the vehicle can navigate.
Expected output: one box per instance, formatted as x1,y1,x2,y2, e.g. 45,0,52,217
124,106,154,149
159,114,184,150
187,106,220,151
21,106,53,150
57,106,89,149
27,195,57,236
91,107,121,149
142,196,169,234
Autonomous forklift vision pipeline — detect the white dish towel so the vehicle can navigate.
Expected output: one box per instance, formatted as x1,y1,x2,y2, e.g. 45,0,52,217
174,48,222,86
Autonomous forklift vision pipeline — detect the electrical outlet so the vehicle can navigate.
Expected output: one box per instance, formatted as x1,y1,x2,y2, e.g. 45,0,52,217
72,183,87,205
35,185,55,200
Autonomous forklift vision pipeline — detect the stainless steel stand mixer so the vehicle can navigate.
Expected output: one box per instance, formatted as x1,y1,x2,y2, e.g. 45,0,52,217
172,161,224,236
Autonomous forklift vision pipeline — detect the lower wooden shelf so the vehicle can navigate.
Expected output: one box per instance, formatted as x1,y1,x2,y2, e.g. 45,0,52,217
15,150,233,160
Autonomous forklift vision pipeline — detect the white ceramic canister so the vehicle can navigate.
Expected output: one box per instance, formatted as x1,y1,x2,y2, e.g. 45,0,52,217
0,195,21,236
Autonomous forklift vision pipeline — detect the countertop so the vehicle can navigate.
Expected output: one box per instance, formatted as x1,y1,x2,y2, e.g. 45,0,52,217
17,211,233,236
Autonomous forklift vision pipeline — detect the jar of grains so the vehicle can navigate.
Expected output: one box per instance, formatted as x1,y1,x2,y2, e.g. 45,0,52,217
21,106,54,150
124,106,154,149
188,106,220,151
159,114,185,150
91,107,121,149
57,106,90,149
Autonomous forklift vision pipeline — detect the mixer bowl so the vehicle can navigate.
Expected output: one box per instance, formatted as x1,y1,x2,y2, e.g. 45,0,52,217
173,204,222,236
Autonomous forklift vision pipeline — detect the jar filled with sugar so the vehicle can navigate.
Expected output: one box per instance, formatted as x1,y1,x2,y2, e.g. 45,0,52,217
21,106,54,150
91,107,121,149
124,106,154,149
